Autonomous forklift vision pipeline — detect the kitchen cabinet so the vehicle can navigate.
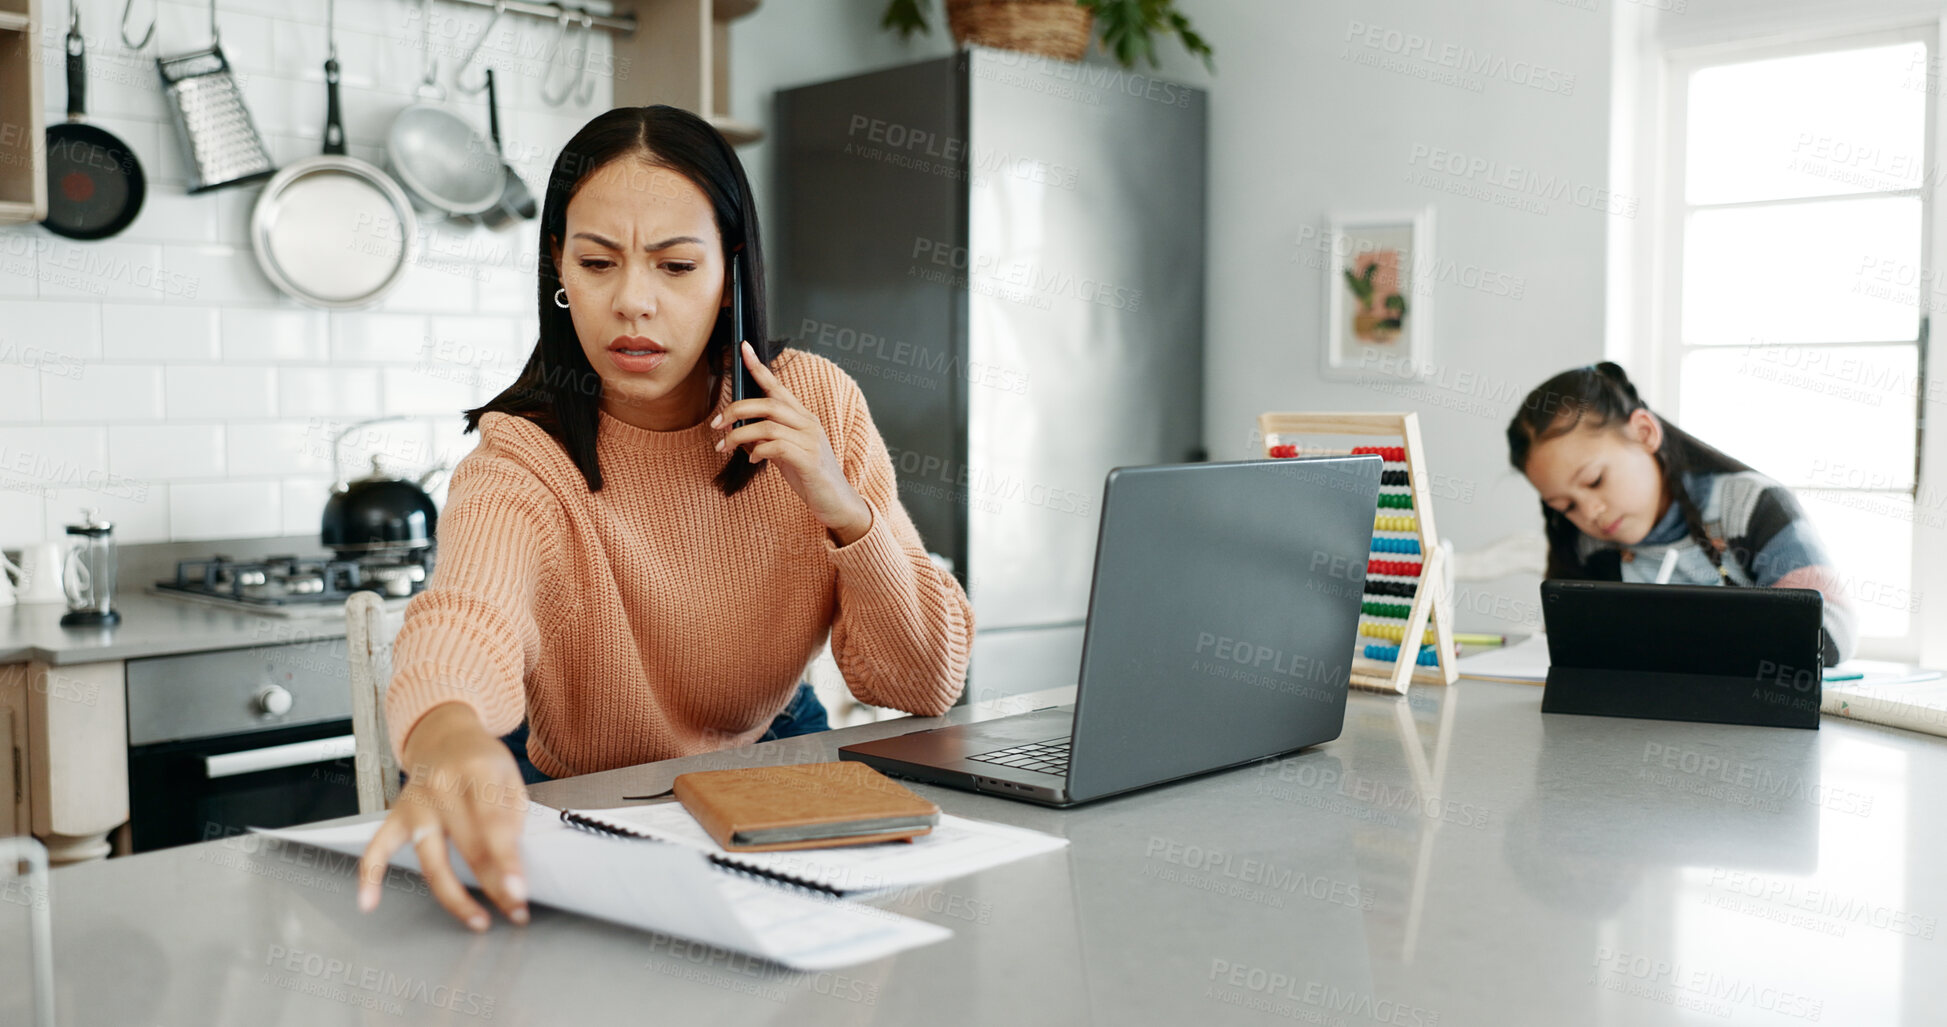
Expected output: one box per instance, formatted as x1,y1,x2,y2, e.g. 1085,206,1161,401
0,0,48,224
0,661,128,862
613,0,762,144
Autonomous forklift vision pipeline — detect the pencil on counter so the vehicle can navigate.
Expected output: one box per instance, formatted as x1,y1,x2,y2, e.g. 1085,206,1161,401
1450,632,1506,647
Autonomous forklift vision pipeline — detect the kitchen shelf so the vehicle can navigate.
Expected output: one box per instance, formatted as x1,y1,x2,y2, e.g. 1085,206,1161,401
0,0,47,225
613,0,763,145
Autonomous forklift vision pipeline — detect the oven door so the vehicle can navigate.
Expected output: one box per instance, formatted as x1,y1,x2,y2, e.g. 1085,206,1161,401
127,719,361,853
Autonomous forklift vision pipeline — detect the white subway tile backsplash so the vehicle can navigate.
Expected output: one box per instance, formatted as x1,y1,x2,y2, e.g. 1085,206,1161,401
223,308,330,362
382,365,477,416
102,305,220,361
0,240,38,297
471,255,534,317
14,4,610,542
0,426,109,485
280,367,383,419
161,245,286,306
41,366,166,422
37,240,169,301
379,256,477,314
227,420,336,478
423,314,524,397
426,414,481,476
217,11,283,78
109,424,227,480
281,477,334,536
119,187,218,247
0,300,102,359
212,189,259,248
165,365,278,419
169,481,283,541
44,484,172,545
330,313,429,364
0,366,40,421
0,489,45,549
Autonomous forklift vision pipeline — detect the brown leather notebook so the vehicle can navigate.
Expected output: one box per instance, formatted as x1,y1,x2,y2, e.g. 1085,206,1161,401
671,762,941,853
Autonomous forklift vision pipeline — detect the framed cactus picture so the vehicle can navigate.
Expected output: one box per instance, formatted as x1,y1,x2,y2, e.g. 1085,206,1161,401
1320,207,1433,379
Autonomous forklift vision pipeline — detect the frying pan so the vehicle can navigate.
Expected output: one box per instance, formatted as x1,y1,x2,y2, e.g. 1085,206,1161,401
249,3,417,309
43,8,146,240
469,69,537,229
386,0,504,218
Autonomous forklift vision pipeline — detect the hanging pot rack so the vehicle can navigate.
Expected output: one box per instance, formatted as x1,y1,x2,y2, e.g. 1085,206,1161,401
442,0,636,35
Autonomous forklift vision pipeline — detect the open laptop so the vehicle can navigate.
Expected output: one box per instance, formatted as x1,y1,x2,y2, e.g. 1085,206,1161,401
839,455,1384,806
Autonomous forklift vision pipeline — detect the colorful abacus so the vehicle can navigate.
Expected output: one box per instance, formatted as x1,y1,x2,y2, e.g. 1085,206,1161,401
1255,412,1459,694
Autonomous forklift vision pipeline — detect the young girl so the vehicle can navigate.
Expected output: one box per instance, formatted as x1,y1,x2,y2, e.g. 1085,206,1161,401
1507,362,1854,665
357,106,973,931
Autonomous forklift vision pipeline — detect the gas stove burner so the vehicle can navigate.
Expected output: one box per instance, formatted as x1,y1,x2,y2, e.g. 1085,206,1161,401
156,549,436,608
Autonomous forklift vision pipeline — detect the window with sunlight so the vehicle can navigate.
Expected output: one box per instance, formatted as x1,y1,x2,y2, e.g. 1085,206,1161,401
1669,34,1932,652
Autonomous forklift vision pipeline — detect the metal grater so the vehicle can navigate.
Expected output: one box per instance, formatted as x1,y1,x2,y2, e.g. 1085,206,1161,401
158,46,276,192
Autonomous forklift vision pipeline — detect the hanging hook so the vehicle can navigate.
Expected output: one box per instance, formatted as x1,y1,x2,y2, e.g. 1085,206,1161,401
538,6,590,108
571,8,596,106
452,0,506,95
415,0,443,100
119,0,154,50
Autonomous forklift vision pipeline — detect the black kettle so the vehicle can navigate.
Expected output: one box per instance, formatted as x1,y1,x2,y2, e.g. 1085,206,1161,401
322,419,446,559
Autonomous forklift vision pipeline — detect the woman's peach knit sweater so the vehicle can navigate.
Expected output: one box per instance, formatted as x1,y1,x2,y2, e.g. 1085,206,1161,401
385,349,974,778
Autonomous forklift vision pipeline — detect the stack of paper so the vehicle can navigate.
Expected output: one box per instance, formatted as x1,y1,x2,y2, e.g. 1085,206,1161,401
1820,662,1947,738
1454,633,1551,683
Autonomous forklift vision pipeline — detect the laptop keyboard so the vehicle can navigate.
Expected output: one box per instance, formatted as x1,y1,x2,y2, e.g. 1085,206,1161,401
966,737,1072,776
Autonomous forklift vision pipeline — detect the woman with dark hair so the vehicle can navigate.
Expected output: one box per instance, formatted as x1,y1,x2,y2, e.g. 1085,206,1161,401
1507,362,1854,664
357,106,973,930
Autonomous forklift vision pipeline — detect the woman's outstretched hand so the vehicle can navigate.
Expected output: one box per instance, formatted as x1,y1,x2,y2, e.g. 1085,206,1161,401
713,341,874,545
356,701,532,931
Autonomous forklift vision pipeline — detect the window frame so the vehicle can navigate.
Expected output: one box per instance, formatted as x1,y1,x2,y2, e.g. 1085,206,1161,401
1655,23,1940,661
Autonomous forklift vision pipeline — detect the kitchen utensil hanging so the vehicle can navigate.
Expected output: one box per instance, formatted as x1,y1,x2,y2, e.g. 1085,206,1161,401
468,69,536,228
155,0,276,192
540,6,597,108
43,4,147,240
250,0,418,309
450,0,506,95
120,0,155,49
385,0,505,218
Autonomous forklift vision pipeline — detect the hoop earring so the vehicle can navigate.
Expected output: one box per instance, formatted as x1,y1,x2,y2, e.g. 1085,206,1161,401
553,288,569,309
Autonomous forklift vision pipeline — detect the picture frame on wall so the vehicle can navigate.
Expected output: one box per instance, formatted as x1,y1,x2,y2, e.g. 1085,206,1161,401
1318,207,1433,380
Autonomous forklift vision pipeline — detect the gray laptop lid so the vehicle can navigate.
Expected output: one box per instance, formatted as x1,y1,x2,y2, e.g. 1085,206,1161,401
1064,456,1382,802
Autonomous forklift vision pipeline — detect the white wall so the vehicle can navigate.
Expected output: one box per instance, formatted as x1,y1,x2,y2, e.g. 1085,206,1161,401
1122,0,1614,632
0,0,616,547
718,0,1617,632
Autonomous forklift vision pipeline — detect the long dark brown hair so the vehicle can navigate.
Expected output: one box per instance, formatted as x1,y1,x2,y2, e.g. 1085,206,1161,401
463,105,780,497
1507,362,1750,580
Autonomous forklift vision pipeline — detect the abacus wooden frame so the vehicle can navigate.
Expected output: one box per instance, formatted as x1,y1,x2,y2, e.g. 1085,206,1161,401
1256,411,1460,694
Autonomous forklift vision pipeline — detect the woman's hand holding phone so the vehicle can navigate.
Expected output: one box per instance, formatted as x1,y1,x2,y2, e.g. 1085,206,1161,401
713,341,874,546
356,701,532,931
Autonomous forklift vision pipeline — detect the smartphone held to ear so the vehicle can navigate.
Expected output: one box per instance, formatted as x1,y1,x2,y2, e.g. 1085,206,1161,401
730,250,763,429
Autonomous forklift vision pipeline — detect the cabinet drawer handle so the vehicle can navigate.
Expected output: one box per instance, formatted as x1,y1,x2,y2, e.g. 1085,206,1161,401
204,735,357,779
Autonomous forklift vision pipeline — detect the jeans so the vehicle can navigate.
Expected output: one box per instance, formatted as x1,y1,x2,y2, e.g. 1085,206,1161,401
499,681,831,786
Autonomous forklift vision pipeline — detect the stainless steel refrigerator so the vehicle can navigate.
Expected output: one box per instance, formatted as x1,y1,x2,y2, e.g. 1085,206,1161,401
773,49,1207,700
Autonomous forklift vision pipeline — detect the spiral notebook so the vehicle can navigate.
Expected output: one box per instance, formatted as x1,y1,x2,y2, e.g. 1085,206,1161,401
560,802,1068,895
254,803,951,970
